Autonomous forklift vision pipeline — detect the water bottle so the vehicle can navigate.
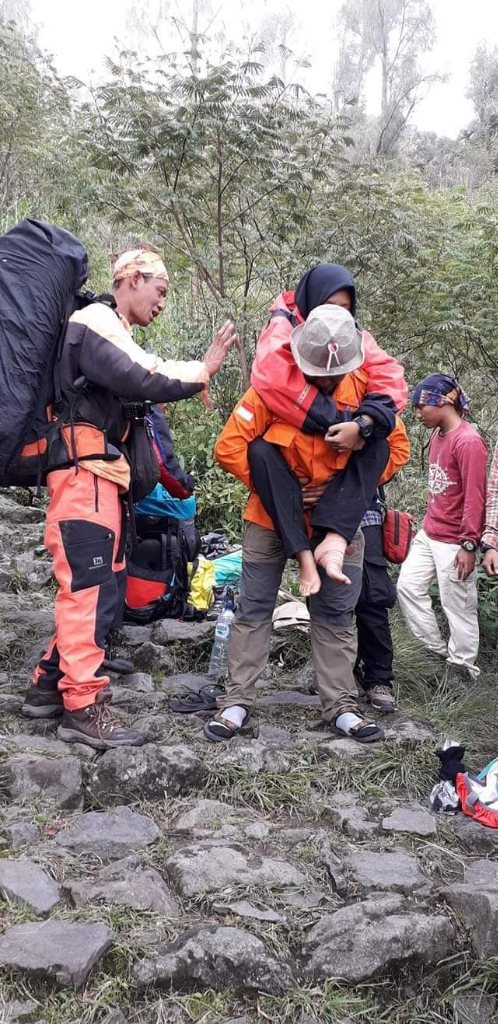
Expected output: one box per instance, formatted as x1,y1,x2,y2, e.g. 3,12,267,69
208,606,235,679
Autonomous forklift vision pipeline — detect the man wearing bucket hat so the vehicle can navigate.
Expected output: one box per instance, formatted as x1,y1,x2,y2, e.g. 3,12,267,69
205,306,409,744
247,305,404,596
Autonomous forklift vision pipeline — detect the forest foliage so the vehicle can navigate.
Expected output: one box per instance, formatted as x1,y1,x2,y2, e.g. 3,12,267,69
1,0,498,532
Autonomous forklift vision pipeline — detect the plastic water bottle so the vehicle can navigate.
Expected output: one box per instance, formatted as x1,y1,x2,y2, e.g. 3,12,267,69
208,607,235,679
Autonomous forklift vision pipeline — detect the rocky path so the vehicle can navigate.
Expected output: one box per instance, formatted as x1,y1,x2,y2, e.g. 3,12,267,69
0,492,497,1024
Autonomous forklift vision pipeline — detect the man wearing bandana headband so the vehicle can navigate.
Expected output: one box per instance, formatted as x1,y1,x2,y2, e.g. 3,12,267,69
22,243,238,748
397,373,487,685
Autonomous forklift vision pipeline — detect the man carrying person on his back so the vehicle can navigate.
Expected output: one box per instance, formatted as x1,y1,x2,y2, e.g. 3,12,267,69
204,305,409,744
397,374,487,685
22,245,237,749
250,261,408,713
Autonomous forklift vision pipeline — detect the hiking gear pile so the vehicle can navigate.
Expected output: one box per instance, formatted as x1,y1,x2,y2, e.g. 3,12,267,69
429,740,498,827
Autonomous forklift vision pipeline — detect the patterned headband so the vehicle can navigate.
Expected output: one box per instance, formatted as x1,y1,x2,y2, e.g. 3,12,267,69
412,374,471,413
113,248,169,284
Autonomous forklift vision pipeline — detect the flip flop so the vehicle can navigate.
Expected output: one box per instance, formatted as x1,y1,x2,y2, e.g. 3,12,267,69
203,710,252,742
170,683,225,714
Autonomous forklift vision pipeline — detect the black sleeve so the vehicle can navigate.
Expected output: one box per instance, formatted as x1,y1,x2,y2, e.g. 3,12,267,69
79,330,204,404
355,393,396,439
302,393,350,433
302,391,396,438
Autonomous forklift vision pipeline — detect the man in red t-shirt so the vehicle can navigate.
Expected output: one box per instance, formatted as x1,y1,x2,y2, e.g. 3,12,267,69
397,374,487,682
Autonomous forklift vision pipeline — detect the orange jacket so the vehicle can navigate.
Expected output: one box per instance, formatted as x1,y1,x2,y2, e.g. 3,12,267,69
215,371,410,531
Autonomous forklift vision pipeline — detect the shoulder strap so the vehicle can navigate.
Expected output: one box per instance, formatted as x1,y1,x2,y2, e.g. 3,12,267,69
269,309,299,328
53,289,102,413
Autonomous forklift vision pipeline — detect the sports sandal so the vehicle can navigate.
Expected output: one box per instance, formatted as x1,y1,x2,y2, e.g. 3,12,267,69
333,709,383,744
203,710,252,743
170,683,225,714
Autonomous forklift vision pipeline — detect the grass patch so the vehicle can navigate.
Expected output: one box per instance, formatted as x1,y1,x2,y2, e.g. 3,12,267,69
173,987,232,1021
258,980,378,1022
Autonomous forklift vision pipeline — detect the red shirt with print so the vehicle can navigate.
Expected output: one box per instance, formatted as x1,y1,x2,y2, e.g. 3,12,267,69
423,420,487,546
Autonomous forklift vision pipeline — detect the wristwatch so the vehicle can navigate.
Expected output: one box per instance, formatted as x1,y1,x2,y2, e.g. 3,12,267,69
354,415,374,440
460,540,477,552
481,542,496,554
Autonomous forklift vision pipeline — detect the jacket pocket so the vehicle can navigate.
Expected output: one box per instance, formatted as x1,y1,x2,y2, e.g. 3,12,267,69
263,421,298,448
59,520,115,592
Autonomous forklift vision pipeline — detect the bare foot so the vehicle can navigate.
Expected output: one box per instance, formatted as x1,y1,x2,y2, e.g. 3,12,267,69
297,549,321,597
314,532,351,586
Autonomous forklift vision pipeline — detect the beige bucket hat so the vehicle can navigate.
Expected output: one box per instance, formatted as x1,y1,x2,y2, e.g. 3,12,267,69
272,600,310,631
290,304,364,377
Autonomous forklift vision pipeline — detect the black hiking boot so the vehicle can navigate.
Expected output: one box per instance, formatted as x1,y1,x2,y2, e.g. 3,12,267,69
206,585,235,621
103,633,134,675
442,663,472,695
22,685,63,719
206,585,227,621
57,690,145,750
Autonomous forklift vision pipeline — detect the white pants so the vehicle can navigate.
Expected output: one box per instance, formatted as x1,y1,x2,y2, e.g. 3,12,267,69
397,528,479,678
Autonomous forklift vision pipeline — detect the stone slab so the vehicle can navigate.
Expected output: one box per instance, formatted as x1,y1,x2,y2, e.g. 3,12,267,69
0,919,112,989
54,806,161,859
381,807,437,837
166,844,306,897
346,850,427,893
0,858,59,914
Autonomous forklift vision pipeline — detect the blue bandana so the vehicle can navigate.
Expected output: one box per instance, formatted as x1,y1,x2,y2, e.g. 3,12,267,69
411,374,470,413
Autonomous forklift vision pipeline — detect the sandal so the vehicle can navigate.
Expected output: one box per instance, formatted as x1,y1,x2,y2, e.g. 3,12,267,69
333,709,384,744
203,710,252,743
170,683,225,714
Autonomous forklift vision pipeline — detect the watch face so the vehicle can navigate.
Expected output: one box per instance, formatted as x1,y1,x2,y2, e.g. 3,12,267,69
462,541,475,552
358,417,373,438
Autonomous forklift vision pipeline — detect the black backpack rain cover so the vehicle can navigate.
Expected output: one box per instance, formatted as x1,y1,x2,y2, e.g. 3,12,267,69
0,219,88,477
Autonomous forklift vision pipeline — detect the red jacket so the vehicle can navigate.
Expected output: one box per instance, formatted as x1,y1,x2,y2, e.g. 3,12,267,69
251,291,408,428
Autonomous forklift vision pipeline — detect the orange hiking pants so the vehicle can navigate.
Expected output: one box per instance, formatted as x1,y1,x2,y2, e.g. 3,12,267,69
32,467,126,711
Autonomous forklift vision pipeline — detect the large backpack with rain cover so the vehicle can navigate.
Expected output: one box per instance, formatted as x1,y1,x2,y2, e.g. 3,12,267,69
0,219,90,486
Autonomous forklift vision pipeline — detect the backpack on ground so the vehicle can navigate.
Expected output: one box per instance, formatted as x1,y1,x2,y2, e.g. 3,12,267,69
124,514,200,625
0,219,90,486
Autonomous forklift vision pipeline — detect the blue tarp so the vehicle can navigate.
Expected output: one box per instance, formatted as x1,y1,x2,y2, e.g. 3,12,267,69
135,484,197,521
212,549,243,584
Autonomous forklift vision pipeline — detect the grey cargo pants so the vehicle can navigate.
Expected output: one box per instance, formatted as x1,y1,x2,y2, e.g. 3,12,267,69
217,522,365,722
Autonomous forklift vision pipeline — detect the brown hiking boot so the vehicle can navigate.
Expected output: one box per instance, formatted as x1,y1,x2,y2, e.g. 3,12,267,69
22,685,63,719
57,690,145,750
366,685,397,713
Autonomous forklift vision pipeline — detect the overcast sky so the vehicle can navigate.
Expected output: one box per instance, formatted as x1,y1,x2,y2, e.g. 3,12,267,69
32,0,498,138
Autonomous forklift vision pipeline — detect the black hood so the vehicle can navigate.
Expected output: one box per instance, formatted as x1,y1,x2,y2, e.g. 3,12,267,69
294,263,356,319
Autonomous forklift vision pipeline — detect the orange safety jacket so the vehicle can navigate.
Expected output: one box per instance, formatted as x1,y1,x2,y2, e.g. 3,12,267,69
215,372,410,532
